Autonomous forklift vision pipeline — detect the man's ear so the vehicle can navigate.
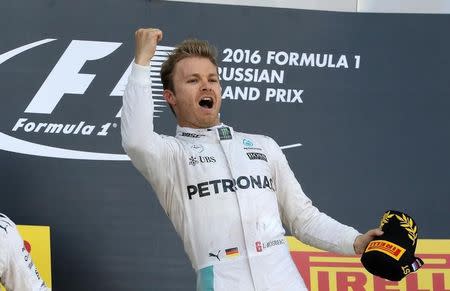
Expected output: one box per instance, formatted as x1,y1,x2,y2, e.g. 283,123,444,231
163,89,176,106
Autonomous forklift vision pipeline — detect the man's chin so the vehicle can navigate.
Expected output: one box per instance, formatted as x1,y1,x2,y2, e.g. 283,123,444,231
177,115,220,129
199,118,220,129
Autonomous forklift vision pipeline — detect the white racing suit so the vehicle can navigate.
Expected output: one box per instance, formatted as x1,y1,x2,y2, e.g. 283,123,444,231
0,213,50,291
121,63,360,291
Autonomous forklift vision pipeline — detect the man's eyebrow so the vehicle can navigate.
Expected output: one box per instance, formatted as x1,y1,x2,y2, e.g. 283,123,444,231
186,73,219,78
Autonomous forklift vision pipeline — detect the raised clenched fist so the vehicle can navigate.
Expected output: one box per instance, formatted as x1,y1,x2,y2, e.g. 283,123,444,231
134,28,163,66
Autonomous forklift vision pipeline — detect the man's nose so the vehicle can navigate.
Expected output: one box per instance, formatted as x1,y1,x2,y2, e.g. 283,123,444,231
200,79,213,91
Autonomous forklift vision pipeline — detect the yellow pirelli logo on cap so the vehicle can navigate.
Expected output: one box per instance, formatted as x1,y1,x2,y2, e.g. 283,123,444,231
365,239,406,260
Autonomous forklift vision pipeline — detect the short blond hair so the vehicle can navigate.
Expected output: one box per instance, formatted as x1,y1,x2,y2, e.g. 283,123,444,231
161,39,218,92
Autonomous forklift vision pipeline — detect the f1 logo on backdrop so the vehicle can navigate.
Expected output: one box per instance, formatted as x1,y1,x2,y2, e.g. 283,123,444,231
0,39,301,160
0,39,172,160
22,39,169,118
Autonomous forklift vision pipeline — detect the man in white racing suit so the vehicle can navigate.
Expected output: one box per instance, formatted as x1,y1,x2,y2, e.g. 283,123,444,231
121,28,382,291
0,213,50,291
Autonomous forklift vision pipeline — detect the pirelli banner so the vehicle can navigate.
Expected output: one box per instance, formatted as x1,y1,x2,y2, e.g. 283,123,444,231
1,1,449,290
288,238,450,291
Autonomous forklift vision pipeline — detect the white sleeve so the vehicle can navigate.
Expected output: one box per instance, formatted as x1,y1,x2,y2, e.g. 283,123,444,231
0,214,50,291
267,138,360,255
0,219,8,283
120,63,179,211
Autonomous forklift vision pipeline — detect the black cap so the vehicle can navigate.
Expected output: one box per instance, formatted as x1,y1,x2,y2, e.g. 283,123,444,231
361,210,424,281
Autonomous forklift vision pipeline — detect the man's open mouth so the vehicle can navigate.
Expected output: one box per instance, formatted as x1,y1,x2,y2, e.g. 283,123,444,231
199,97,214,109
